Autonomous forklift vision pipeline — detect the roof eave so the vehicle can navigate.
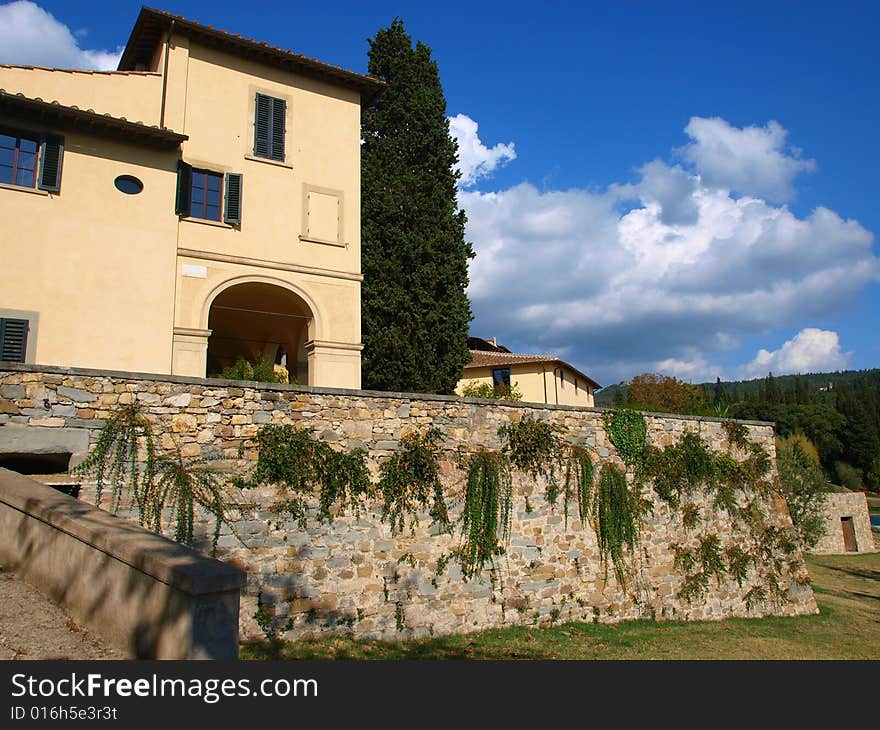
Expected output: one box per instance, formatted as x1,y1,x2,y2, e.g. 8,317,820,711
464,355,601,390
119,7,385,104
0,91,188,149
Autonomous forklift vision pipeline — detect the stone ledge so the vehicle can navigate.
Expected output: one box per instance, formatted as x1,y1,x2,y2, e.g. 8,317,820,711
0,468,244,595
0,362,775,426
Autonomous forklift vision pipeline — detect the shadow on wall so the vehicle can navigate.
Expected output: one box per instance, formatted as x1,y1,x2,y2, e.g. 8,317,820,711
0,469,244,659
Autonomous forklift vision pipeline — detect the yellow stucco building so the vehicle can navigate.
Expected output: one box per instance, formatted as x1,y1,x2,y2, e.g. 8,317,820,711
457,338,600,407
0,7,382,388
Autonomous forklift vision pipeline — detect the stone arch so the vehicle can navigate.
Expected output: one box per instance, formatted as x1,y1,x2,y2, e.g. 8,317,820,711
203,277,321,384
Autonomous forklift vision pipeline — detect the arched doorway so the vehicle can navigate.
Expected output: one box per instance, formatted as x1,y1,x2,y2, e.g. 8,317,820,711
206,282,312,384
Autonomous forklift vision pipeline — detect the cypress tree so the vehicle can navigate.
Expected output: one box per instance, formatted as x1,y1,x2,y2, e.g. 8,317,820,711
360,19,474,394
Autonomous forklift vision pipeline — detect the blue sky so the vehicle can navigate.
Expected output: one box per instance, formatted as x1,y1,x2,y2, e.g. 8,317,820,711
2,1,878,387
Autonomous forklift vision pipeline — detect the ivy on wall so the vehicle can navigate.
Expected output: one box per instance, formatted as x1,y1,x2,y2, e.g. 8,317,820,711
74,399,808,619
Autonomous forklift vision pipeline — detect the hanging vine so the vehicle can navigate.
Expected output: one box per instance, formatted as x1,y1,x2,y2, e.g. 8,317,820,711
143,444,241,552
71,402,155,517
243,424,372,528
459,449,513,579
377,428,451,534
563,445,595,529
592,463,640,586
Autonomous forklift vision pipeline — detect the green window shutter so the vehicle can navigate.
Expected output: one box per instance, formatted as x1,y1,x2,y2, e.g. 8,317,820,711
224,172,242,225
37,135,63,192
254,93,271,158
0,318,29,363
254,93,285,161
175,160,192,216
270,97,286,161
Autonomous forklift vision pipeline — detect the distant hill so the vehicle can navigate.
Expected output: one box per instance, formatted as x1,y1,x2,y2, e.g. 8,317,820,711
595,368,880,407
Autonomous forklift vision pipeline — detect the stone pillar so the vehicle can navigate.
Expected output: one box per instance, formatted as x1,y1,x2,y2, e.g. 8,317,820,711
305,340,362,389
172,327,211,377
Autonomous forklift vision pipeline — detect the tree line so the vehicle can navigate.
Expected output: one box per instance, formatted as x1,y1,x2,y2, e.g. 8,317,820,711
611,370,880,490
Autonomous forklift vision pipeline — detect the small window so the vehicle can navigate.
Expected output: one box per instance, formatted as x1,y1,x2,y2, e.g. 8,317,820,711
191,169,222,221
254,93,286,161
492,368,511,395
175,162,242,225
114,175,143,194
0,131,39,187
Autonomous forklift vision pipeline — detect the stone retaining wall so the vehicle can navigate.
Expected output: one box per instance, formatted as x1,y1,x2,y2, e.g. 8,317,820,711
0,364,819,641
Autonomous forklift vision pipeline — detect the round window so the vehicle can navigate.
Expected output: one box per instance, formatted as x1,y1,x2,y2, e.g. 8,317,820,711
114,175,143,195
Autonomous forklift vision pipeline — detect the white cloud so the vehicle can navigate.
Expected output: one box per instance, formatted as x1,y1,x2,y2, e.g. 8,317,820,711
0,1,122,71
681,116,816,202
740,328,851,378
448,113,516,188
461,117,878,387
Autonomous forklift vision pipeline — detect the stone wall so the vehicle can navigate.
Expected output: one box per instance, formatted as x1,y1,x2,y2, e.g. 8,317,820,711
811,492,877,554
0,364,818,641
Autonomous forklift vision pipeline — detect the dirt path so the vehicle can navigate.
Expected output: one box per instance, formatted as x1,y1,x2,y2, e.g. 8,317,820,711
0,567,128,660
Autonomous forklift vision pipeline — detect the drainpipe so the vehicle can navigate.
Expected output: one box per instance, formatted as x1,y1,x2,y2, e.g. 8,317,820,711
159,20,176,129
542,365,547,403
553,367,560,405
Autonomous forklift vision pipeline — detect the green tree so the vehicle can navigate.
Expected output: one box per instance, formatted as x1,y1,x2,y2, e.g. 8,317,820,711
360,19,474,394
775,439,830,549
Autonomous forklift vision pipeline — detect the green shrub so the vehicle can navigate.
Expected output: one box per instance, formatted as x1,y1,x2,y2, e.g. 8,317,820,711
216,357,289,384
835,461,863,491
460,380,523,401
776,433,820,466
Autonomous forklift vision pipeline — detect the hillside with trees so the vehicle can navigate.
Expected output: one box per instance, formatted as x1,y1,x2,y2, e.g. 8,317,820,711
596,369,880,489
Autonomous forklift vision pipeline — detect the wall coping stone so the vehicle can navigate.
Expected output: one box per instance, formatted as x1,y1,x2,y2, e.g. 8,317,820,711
0,362,775,427
0,468,245,595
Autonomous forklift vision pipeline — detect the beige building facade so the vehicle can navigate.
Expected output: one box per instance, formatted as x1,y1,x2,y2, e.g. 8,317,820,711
457,338,600,407
0,8,382,388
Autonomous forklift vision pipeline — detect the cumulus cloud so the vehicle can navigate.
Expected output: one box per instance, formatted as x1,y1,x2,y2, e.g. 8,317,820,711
448,113,516,188
0,1,122,71
681,116,816,202
739,328,851,378
461,117,878,386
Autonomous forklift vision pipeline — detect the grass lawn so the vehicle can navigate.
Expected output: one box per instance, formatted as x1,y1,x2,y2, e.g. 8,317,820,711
241,552,880,660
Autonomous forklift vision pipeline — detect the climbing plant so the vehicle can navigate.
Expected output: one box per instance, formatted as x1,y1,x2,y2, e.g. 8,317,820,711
499,418,563,484
70,402,243,553
243,424,372,527
563,445,595,529
71,402,155,517
143,445,240,552
377,428,451,534
459,449,513,579
603,408,648,467
592,463,640,586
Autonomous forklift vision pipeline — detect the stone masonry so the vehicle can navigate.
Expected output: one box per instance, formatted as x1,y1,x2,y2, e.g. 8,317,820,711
0,364,819,641
811,492,876,554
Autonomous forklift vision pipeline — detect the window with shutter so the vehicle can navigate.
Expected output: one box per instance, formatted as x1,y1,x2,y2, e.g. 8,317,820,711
0,318,28,363
253,93,286,161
